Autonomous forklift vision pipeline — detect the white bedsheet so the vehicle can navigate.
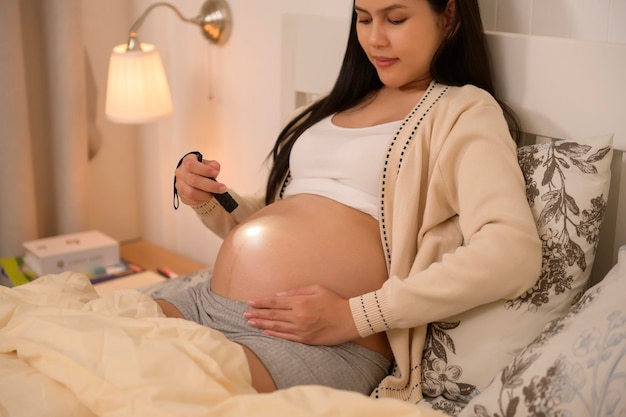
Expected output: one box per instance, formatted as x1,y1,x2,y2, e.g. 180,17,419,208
0,272,445,417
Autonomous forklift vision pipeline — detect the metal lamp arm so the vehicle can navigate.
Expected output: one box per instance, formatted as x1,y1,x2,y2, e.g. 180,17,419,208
129,2,192,37
125,0,231,51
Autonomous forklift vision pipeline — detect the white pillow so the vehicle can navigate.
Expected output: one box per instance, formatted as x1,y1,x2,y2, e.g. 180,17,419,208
458,246,626,416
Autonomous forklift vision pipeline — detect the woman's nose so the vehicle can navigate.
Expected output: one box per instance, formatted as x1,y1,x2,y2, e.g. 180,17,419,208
368,21,388,47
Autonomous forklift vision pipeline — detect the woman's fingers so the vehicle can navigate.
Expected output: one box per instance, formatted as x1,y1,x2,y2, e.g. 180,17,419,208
244,286,359,345
176,156,227,205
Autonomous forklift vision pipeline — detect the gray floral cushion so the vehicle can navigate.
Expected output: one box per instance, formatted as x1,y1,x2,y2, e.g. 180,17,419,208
421,136,613,412
458,247,626,417
515,137,613,305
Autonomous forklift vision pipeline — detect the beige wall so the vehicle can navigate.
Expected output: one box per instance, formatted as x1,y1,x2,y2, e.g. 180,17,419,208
479,0,626,43
82,1,140,243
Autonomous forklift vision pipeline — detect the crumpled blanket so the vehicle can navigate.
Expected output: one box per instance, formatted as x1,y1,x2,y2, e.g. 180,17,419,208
0,272,445,417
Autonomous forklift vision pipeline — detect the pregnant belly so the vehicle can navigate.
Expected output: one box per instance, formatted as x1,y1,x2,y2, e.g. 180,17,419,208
210,194,388,301
210,194,392,359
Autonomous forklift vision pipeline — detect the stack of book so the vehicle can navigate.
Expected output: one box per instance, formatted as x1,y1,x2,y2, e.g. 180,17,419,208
0,230,144,288
0,256,144,288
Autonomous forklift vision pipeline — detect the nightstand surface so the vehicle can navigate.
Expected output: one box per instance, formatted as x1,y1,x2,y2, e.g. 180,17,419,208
120,240,208,275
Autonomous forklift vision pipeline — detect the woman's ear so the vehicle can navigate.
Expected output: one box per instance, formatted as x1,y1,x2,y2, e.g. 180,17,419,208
442,0,459,37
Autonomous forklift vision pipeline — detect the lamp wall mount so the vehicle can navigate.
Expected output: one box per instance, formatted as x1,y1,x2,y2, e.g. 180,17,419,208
126,0,232,51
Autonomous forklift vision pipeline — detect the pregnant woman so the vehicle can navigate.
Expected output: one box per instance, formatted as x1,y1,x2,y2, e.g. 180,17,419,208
156,0,542,400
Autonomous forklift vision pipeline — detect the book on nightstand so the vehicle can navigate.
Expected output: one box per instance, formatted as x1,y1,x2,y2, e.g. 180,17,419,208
0,256,37,287
22,230,120,276
0,255,145,288
92,270,166,296
87,260,145,284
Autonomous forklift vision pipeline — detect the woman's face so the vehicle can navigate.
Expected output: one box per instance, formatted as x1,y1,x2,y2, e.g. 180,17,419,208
354,0,453,90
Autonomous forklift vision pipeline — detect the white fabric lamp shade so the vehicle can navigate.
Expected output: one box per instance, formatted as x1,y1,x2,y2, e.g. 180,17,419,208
105,43,173,123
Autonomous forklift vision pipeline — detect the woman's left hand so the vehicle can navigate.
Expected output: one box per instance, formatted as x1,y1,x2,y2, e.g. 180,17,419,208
244,285,360,346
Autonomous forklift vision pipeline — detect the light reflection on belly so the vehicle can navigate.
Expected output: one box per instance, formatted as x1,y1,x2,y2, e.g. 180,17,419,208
209,194,388,302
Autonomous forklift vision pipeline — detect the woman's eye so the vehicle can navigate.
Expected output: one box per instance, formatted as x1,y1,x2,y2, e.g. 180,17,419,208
388,18,406,25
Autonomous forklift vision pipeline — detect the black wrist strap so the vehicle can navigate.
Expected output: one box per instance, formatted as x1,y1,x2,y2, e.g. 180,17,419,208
173,151,203,210
173,151,238,213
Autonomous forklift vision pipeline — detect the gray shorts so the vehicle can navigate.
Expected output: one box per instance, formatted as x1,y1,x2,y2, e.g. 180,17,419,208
159,280,391,393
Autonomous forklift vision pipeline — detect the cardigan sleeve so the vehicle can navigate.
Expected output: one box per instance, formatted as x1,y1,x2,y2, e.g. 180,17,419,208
350,94,542,337
191,188,266,239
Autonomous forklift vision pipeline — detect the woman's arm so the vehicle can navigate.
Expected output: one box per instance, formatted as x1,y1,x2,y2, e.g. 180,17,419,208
175,153,267,239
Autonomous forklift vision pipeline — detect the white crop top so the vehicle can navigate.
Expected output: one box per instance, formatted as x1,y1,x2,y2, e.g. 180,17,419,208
282,115,402,219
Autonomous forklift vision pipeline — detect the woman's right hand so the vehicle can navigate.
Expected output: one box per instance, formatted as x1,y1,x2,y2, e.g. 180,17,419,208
175,154,229,206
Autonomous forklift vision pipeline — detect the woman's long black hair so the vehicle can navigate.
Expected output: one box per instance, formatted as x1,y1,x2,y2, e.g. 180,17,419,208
265,0,519,204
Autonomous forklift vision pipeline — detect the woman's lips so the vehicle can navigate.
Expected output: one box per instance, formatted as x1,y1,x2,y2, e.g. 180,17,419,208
373,56,398,68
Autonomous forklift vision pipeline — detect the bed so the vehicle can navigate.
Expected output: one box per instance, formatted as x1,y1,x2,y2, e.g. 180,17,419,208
1,17,625,417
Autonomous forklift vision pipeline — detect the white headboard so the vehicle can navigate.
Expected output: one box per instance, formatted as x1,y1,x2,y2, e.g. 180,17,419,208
485,32,626,283
282,15,626,281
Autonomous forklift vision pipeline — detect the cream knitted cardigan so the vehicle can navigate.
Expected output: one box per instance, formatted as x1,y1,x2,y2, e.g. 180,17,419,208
191,82,542,402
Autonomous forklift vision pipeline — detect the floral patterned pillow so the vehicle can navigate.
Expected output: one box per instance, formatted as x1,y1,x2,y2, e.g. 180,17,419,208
420,136,614,414
517,136,613,297
457,247,626,417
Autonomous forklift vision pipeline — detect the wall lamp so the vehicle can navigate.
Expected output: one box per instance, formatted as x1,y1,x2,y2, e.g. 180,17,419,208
105,0,232,124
